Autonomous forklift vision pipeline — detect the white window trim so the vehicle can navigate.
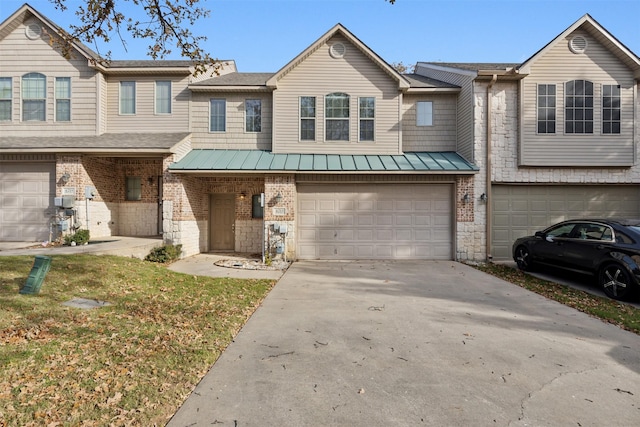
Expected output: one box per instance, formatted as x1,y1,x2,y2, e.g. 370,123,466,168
0,77,12,121
299,96,316,142
244,99,261,133
536,83,556,135
119,81,136,115
154,80,172,115
324,92,350,142
209,98,226,133
54,77,71,122
416,101,433,127
21,72,46,122
358,96,375,142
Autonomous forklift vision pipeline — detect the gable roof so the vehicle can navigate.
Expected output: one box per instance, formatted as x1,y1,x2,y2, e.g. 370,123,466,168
0,3,100,61
518,14,640,78
265,23,410,90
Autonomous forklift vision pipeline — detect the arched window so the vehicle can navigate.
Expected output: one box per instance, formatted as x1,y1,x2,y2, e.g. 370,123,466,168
22,72,46,121
325,92,350,141
565,80,593,134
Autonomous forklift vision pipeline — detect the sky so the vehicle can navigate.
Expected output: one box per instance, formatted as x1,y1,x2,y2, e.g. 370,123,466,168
1,0,639,72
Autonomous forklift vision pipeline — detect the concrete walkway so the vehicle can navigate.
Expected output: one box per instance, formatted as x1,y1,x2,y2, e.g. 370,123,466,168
167,260,640,427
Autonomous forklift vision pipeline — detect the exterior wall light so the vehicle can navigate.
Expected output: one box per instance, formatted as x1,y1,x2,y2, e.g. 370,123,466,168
480,193,488,202
61,172,71,184
275,192,283,204
239,192,246,200
462,193,470,203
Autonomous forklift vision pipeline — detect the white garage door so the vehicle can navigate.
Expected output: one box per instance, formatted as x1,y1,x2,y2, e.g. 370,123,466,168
297,184,453,260
492,185,640,260
0,162,55,241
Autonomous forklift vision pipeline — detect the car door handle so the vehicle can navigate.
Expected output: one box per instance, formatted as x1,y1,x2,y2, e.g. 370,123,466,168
596,244,604,250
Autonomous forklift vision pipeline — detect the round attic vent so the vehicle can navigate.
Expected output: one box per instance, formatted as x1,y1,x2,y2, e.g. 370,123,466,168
25,22,42,40
569,35,588,54
329,43,346,59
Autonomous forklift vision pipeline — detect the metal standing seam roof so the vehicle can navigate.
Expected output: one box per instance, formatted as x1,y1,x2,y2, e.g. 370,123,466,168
169,150,478,173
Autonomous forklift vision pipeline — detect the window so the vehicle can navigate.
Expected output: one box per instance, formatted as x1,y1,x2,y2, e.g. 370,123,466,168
359,97,375,141
300,96,316,141
537,84,556,133
416,101,433,126
55,77,71,122
245,99,261,132
602,84,621,134
325,92,349,141
125,177,141,201
565,80,593,134
119,81,136,115
155,81,171,114
210,99,226,132
0,77,11,121
22,73,46,121
252,194,264,219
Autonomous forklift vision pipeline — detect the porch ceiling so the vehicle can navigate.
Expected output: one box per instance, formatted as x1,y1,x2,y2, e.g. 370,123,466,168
169,150,478,174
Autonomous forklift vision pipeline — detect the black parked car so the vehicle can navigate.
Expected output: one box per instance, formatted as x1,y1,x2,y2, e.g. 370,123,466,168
512,219,640,301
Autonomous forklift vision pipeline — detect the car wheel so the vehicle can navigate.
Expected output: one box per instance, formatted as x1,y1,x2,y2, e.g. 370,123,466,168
599,264,634,301
514,245,533,271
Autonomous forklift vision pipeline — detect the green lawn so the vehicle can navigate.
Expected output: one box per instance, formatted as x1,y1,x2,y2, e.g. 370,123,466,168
0,255,275,426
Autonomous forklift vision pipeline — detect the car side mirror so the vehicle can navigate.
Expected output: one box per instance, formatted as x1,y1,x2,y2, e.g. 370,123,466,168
534,231,546,239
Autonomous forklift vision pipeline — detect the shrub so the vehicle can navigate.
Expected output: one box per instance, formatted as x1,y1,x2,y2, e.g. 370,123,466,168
64,229,90,245
145,244,182,263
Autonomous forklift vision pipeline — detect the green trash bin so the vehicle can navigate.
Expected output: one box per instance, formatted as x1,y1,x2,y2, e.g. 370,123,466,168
20,255,52,295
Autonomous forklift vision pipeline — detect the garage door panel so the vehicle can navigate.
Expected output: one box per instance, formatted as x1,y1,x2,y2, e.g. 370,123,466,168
298,183,453,260
0,163,54,241
376,214,393,226
492,185,640,260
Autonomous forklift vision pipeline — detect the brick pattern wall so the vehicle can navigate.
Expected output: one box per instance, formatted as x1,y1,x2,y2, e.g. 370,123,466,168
456,176,474,222
55,155,163,239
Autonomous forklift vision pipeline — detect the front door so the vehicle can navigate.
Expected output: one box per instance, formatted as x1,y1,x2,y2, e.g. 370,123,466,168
210,194,235,251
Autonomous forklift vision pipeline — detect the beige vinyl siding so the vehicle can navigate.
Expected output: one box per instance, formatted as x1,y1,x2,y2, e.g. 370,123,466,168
414,64,475,161
520,29,636,166
402,94,457,151
0,21,98,136
273,34,401,155
98,73,108,134
190,92,272,150
106,75,190,133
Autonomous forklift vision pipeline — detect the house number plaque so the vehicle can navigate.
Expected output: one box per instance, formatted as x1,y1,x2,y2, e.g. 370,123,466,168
272,207,287,216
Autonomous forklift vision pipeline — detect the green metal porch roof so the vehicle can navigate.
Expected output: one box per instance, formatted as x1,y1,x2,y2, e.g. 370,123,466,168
169,150,478,173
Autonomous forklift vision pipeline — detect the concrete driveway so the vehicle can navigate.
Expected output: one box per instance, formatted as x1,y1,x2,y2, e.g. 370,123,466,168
167,260,640,427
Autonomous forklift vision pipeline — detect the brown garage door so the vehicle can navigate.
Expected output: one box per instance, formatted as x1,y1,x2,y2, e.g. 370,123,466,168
0,162,55,241
297,183,453,260
492,184,640,260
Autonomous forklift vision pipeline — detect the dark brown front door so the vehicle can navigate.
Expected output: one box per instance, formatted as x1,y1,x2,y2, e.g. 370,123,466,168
210,194,235,251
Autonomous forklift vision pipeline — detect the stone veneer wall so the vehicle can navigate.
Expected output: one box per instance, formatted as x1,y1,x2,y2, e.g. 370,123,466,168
264,175,296,259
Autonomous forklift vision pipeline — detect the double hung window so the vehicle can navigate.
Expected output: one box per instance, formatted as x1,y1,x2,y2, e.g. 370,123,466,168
22,73,46,121
359,97,375,141
119,81,136,115
155,81,172,114
300,96,316,141
55,77,71,122
210,99,226,132
325,92,349,141
565,80,593,134
245,99,261,132
537,84,556,133
0,77,11,121
602,84,620,134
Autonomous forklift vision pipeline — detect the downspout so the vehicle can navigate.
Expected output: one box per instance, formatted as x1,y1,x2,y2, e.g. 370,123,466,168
486,74,497,262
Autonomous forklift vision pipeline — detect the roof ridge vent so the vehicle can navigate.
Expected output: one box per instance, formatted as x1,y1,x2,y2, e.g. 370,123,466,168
569,35,588,54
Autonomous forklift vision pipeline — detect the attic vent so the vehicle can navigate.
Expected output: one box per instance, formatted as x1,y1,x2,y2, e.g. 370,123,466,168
329,43,346,59
569,36,588,54
25,22,42,40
